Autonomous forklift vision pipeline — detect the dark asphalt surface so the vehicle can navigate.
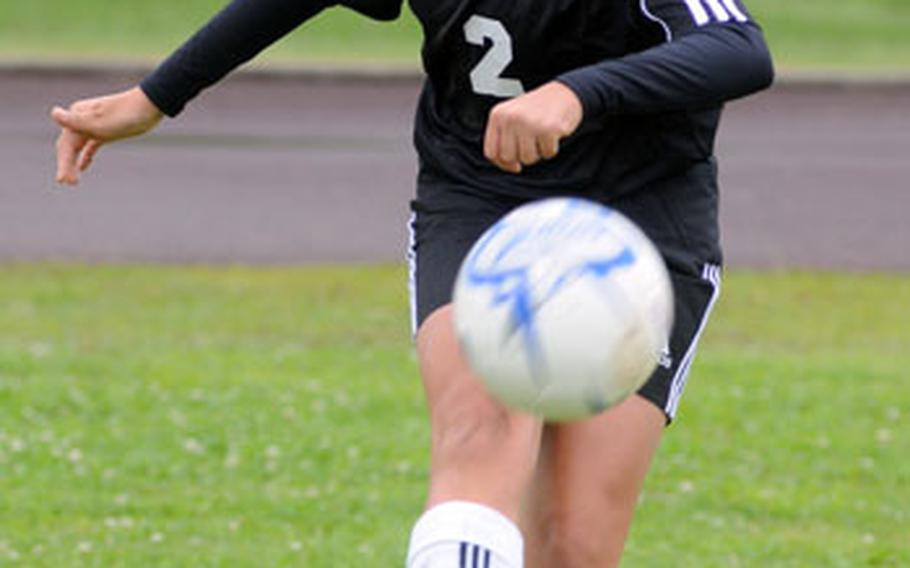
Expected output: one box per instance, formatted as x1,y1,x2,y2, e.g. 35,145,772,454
2,70,908,269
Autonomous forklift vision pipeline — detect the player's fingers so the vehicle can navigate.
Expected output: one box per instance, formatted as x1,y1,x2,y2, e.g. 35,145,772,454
53,99,118,141
537,134,560,160
78,139,103,172
518,132,541,167
483,115,501,165
51,106,94,136
485,105,522,173
497,124,522,173
55,129,88,185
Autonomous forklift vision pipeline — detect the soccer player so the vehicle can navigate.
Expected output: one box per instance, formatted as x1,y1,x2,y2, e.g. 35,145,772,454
51,0,773,565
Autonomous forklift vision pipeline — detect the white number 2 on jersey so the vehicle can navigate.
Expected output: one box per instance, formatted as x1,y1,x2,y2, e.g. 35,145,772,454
463,15,526,98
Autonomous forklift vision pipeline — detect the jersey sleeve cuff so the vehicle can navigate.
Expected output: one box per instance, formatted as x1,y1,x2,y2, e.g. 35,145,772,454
139,77,184,118
555,69,614,121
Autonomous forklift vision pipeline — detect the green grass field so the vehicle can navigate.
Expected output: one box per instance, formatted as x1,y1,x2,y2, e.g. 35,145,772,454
1,0,909,72
0,265,907,566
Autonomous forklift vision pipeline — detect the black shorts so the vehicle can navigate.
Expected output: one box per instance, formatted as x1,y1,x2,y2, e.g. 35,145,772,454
407,166,723,422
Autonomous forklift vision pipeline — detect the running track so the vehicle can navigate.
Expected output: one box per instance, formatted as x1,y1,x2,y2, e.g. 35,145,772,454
2,70,908,269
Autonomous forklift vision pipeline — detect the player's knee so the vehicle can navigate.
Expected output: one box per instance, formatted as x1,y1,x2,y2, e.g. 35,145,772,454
432,393,518,461
541,516,620,568
531,490,633,568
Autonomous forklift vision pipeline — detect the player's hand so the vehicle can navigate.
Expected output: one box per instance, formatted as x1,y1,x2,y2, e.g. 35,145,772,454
51,87,164,186
483,81,583,174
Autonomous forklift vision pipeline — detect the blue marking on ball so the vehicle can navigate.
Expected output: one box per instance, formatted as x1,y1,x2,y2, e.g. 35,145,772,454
461,199,637,383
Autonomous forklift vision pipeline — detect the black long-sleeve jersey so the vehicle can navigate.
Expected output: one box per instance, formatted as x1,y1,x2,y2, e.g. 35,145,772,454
141,0,773,198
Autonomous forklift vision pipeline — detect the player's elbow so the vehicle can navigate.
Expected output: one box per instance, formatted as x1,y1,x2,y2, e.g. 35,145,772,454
741,23,776,91
752,40,775,91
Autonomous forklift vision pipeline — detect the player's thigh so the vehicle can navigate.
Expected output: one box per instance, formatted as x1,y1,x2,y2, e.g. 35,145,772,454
522,395,665,568
519,176,724,564
416,306,532,449
409,178,523,414
410,180,541,513
519,264,721,565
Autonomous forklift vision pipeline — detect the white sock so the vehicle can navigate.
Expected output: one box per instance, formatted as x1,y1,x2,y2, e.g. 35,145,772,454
406,501,524,568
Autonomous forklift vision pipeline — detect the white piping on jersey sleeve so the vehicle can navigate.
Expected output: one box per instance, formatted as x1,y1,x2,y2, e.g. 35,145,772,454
641,0,751,42
639,0,674,42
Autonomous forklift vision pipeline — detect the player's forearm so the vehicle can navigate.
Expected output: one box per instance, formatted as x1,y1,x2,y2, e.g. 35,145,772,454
140,0,333,117
557,22,774,119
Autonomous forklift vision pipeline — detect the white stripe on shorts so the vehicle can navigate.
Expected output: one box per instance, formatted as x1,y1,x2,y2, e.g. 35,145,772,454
665,263,722,419
406,211,418,337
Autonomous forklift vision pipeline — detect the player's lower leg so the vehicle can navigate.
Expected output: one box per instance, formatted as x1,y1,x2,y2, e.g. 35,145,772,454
407,305,542,568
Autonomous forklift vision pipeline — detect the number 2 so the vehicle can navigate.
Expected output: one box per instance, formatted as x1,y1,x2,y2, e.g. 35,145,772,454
463,15,525,98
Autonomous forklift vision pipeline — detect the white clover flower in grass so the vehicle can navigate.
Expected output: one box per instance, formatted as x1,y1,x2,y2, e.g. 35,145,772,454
169,409,188,428
224,449,240,469
183,438,205,454
29,342,52,358
875,428,892,444
678,480,696,494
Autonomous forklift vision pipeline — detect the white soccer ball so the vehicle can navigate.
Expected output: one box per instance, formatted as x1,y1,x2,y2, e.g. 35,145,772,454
453,197,674,421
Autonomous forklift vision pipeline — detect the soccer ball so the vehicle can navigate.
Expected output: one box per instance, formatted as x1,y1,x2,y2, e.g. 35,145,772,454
453,197,674,421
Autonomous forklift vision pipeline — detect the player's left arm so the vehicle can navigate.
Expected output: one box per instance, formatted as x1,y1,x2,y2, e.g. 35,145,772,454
556,0,774,118
483,0,773,173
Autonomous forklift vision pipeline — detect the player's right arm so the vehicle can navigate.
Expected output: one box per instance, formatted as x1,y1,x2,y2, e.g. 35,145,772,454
51,0,402,185
52,87,163,185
